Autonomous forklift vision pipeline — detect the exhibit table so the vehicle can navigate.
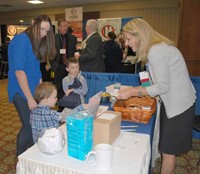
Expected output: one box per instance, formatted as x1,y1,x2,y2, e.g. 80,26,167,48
16,124,150,174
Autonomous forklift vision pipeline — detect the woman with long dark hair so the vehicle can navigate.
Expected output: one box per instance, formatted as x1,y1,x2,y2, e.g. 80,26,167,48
8,14,56,156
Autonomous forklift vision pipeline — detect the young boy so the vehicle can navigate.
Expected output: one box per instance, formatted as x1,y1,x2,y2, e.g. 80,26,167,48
30,82,65,143
58,57,88,109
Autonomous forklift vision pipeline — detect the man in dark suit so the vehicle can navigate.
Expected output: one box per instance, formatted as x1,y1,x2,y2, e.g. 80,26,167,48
51,19,77,102
78,19,105,72
67,26,78,47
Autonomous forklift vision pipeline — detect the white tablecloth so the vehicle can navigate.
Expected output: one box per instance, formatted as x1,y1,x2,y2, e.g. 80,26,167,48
16,124,150,174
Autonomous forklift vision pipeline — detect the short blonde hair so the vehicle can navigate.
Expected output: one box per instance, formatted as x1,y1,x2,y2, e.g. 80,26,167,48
123,18,175,64
34,82,56,104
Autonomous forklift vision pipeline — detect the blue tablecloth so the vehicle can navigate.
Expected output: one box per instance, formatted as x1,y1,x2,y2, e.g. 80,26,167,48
121,116,156,135
82,72,200,139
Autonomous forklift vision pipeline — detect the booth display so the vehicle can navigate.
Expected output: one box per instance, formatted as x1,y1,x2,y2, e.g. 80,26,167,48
16,124,151,174
81,72,200,139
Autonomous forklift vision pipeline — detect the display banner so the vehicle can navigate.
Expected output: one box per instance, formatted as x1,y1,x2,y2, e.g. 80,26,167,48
82,17,142,41
98,18,121,41
7,25,28,40
65,7,83,44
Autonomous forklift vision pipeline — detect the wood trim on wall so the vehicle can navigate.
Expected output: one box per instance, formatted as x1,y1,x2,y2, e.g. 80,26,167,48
178,0,200,76
185,60,200,63
55,14,65,21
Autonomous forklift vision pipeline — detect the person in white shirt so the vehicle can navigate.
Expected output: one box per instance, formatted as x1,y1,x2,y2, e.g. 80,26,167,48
116,18,196,174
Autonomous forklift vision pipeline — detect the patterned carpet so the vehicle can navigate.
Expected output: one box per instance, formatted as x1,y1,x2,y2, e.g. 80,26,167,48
0,79,20,174
0,79,21,174
153,142,200,174
0,78,200,174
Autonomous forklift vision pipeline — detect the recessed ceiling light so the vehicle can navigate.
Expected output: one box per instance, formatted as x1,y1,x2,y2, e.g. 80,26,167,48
27,0,44,4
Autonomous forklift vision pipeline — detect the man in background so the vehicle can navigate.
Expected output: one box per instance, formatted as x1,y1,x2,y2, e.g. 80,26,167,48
0,36,10,62
103,31,123,73
77,19,105,72
67,26,78,47
51,19,77,105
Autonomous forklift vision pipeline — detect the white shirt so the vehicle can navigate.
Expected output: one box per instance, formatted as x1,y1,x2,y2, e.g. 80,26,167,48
146,43,196,118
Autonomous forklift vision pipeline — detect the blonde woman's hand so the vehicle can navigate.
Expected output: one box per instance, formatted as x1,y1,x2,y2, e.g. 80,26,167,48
116,87,135,100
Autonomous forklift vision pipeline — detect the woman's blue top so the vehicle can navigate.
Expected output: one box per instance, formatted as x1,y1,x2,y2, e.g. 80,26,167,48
8,32,41,102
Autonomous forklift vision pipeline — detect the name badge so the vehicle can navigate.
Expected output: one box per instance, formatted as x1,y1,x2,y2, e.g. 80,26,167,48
60,49,66,54
139,71,151,87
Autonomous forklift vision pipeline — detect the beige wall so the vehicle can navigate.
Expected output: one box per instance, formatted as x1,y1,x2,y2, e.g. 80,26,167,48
101,8,179,44
0,0,179,43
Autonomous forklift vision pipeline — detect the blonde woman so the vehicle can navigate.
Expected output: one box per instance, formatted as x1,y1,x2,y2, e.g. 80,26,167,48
116,18,196,174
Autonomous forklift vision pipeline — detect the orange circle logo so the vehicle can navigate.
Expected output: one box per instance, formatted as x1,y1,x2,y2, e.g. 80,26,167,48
7,26,17,36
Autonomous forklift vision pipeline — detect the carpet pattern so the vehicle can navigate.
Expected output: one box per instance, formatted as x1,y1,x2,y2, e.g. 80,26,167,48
152,140,200,173
0,79,200,174
0,79,20,174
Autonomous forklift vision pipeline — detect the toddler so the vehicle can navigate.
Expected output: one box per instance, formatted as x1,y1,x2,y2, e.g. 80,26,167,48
30,82,65,143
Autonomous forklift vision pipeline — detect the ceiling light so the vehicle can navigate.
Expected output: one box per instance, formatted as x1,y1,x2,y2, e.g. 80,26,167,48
27,0,44,4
